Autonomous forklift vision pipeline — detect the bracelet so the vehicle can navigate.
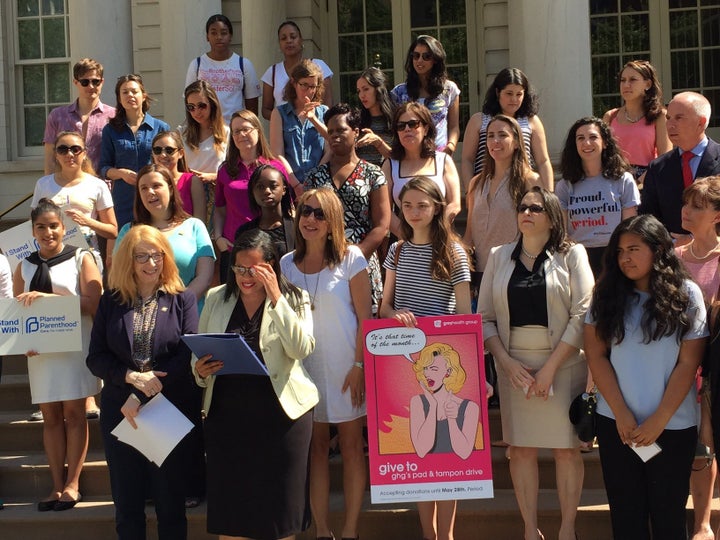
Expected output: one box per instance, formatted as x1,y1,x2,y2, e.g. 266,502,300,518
353,361,364,369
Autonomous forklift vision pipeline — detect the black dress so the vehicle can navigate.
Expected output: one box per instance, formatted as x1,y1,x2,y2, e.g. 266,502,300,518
204,300,313,539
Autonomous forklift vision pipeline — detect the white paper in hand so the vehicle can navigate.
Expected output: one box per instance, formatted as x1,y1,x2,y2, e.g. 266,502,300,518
111,393,193,466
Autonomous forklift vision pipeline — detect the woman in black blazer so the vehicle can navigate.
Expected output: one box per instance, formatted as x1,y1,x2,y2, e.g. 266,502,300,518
87,224,198,540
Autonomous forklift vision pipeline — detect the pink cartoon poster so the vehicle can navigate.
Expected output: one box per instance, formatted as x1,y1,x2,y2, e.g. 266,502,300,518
363,314,493,503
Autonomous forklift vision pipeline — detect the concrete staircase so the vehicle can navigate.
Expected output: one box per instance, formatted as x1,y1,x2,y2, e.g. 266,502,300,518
0,352,709,539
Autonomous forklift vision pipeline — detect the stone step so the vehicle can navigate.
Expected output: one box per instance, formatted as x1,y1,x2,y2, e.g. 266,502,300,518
1,354,27,377
0,412,104,453
0,489,625,540
0,375,33,411
0,444,605,500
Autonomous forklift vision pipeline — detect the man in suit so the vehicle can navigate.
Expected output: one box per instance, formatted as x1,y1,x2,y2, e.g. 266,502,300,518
640,91,720,242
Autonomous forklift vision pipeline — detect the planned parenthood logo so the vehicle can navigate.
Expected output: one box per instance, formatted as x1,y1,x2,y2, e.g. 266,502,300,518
25,316,39,333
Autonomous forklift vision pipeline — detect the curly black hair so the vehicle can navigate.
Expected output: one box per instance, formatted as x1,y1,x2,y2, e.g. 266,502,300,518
590,214,692,344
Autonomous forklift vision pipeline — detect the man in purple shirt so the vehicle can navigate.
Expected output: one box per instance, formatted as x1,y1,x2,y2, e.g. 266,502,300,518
42,58,116,176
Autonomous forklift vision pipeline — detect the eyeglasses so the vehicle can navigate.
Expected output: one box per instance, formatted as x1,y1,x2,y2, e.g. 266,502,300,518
299,204,326,221
152,146,179,156
185,102,209,112
133,252,165,263
56,145,85,155
411,52,434,61
77,78,102,87
231,265,257,276
296,82,319,91
232,127,257,137
396,119,423,131
517,204,545,214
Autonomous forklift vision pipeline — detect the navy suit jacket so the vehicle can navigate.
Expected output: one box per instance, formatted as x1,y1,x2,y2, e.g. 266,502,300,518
640,138,720,234
86,289,199,430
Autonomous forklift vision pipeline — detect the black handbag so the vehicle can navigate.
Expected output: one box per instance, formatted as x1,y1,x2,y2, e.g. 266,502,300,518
569,390,597,443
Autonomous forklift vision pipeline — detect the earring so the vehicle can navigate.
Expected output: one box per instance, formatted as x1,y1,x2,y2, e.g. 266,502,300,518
327,233,332,239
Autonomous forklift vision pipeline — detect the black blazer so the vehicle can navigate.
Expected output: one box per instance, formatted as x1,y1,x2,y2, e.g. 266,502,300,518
640,138,720,234
86,289,199,429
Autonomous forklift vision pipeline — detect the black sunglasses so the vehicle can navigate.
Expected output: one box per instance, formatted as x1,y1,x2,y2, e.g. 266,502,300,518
185,102,209,112
396,119,423,131
77,78,102,87
152,146,179,156
299,204,326,221
517,204,545,214
411,52,434,61
56,144,85,155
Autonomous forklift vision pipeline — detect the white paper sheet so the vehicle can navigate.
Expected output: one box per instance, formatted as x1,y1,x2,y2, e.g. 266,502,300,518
111,393,193,466
631,442,662,462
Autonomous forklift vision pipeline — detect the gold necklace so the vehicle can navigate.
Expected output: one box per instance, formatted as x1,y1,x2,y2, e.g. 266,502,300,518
302,260,322,310
689,239,720,260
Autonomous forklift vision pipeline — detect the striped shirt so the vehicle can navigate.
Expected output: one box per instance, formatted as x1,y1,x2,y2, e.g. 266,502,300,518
383,240,470,317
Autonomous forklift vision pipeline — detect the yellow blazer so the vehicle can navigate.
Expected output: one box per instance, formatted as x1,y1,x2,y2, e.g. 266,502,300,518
191,284,319,419
478,241,594,362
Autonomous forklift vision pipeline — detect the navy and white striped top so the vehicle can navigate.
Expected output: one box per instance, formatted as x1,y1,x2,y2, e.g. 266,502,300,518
383,240,470,317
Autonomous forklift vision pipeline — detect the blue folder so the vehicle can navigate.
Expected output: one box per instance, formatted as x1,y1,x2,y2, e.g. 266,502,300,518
181,333,269,376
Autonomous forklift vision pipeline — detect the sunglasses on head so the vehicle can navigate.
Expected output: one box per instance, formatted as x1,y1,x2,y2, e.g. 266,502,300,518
152,146,179,156
517,204,545,214
299,204,326,221
77,78,102,87
185,102,209,112
411,52,433,61
56,144,85,155
396,119,423,131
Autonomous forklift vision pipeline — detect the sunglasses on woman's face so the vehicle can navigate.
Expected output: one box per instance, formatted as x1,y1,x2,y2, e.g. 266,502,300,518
56,145,85,155
299,204,326,221
396,119,423,132
152,146,179,156
231,265,257,276
412,52,433,61
517,204,545,214
185,102,209,112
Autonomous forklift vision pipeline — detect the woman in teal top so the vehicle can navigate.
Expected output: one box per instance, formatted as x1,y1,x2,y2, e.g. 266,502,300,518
114,164,215,311
270,59,329,183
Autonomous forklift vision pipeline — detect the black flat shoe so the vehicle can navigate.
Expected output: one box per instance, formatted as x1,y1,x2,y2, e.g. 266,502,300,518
53,493,81,511
37,499,58,512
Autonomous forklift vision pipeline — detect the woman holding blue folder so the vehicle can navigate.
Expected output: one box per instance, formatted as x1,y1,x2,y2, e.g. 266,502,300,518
192,229,318,540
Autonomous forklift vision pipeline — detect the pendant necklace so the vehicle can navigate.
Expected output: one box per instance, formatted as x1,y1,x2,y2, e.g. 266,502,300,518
302,260,322,310
623,106,642,123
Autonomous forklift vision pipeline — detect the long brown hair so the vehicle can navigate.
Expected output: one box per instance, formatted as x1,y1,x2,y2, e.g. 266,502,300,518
133,164,189,226
398,176,464,281
110,74,152,131
468,115,533,206
182,80,225,152
224,110,276,179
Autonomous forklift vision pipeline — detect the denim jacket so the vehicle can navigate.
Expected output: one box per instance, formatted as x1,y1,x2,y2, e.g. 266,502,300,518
99,113,170,227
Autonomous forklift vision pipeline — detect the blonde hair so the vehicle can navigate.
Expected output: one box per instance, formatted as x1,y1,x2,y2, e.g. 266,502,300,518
413,342,466,393
109,225,185,305
292,188,348,266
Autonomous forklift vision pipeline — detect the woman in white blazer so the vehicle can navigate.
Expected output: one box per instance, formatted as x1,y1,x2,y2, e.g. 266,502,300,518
192,229,318,540
478,186,594,540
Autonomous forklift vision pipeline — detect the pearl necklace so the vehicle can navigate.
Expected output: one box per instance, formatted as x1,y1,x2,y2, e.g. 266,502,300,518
521,246,540,259
623,106,643,123
688,240,720,261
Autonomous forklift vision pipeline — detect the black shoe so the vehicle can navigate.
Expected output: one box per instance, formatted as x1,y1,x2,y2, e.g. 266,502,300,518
37,499,58,512
53,493,81,511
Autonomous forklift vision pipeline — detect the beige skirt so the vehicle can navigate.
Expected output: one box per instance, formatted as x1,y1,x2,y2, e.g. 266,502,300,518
498,326,586,449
